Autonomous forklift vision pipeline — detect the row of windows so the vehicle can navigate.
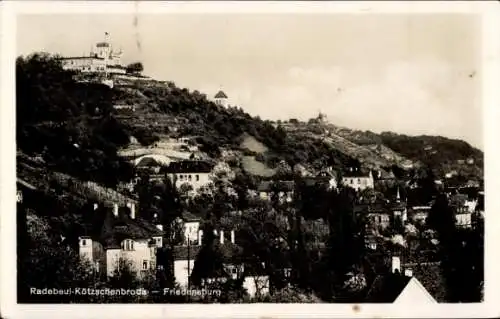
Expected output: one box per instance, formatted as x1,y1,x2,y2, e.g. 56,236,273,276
177,174,200,181
122,239,134,251
122,238,163,251
373,215,390,223
344,178,371,185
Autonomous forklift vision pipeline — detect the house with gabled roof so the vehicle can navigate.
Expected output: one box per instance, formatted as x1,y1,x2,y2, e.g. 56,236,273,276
366,273,438,304
257,180,295,203
450,193,473,228
364,256,442,304
78,202,165,277
342,167,374,191
172,232,267,298
163,160,215,192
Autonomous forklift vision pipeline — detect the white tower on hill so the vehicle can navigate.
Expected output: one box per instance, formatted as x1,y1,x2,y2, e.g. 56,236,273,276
214,90,229,107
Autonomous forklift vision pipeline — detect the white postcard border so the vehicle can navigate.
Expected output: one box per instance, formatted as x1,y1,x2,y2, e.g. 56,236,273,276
1,1,499,318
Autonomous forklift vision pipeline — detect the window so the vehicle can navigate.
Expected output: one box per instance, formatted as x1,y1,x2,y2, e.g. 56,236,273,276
196,175,200,181
122,239,134,251
82,239,87,246
151,261,156,270
188,175,192,181
142,260,148,270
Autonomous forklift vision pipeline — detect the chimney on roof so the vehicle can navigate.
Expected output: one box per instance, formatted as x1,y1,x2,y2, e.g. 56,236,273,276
198,229,203,246
230,230,235,244
391,256,401,274
127,202,136,219
220,230,224,244
113,203,119,217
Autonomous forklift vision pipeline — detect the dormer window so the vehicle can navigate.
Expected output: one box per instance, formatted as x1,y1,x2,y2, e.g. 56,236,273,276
122,239,134,251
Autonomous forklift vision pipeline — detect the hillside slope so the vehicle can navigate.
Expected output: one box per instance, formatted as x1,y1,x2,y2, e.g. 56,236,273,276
17,52,484,184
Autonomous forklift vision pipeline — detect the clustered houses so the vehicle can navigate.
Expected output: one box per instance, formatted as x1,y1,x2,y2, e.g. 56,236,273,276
256,169,338,203
78,202,165,277
170,220,270,298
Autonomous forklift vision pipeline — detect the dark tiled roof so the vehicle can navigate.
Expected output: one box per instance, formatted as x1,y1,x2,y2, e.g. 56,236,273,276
355,203,388,214
343,169,372,178
410,263,447,302
378,170,396,180
101,214,164,249
390,202,407,211
164,160,214,173
181,211,201,222
136,157,161,167
257,181,295,192
214,90,228,99
317,170,337,179
61,56,105,60
302,176,332,187
17,178,37,190
450,194,468,207
365,273,411,302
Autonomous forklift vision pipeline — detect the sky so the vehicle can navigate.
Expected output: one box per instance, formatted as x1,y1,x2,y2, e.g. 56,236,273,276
17,13,482,149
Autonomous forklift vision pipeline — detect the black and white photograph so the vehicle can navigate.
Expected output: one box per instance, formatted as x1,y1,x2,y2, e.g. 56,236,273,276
1,1,499,318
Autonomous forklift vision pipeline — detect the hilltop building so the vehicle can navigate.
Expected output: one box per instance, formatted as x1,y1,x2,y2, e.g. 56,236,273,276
214,90,229,107
61,32,127,76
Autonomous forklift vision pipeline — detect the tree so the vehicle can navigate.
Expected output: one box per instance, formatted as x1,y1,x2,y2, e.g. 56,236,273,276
426,194,455,241
18,211,105,303
190,223,226,287
267,287,322,303
427,193,482,302
322,187,366,301
107,258,147,302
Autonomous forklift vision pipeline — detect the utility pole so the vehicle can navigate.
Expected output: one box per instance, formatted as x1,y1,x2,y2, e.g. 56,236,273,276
187,233,191,302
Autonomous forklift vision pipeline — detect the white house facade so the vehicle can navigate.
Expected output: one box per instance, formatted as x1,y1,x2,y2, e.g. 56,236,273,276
164,160,214,192
78,202,164,278
342,169,374,191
